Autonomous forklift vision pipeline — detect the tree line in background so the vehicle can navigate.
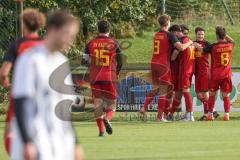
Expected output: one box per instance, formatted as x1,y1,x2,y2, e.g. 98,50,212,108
1,0,240,51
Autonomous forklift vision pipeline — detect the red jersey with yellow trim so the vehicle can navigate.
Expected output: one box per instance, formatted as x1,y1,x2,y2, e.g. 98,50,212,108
3,34,43,64
85,35,122,83
203,41,234,80
194,40,210,75
3,34,42,123
151,30,179,65
179,36,195,74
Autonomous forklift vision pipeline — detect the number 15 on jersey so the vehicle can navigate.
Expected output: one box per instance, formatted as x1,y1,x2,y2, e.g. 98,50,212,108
94,49,110,66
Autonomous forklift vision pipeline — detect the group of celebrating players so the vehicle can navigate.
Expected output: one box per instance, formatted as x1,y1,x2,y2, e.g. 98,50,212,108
81,13,234,137
139,14,234,123
0,7,235,159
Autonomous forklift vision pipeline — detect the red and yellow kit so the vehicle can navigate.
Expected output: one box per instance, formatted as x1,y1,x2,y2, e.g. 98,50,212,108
151,30,179,85
171,36,186,91
179,36,195,89
3,34,42,123
203,41,234,93
194,40,211,92
85,35,122,99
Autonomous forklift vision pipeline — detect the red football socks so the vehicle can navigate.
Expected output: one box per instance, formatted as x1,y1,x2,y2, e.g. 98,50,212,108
208,95,215,113
143,91,157,111
183,92,193,112
208,96,215,112
157,97,165,116
96,118,104,133
203,101,209,114
106,109,115,121
164,99,171,115
4,135,11,155
170,99,181,114
223,97,231,113
164,92,173,114
199,96,209,114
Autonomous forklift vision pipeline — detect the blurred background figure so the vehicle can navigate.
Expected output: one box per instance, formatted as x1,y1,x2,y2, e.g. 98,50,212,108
11,9,83,160
0,8,45,155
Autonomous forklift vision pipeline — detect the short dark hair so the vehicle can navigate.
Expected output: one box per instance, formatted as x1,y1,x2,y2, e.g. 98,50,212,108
169,25,181,32
180,24,189,32
22,8,45,32
195,27,205,34
158,14,171,27
216,26,226,39
97,20,111,33
46,9,79,30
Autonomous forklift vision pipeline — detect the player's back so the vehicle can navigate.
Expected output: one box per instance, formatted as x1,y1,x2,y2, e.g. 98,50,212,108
87,35,119,83
4,34,43,123
211,42,233,80
151,31,172,64
4,34,42,64
17,34,43,57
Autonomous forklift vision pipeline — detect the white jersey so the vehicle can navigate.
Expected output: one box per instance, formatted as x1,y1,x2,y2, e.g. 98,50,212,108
11,45,75,160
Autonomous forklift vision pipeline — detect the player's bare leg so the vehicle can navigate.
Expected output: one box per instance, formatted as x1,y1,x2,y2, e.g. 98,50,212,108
71,96,86,112
197,92,209,121
103,98,116,135
84,96,94,104
93,98,105,136
169,91,182,120
221,92,231,121
182,88,194,121
197,92,220,121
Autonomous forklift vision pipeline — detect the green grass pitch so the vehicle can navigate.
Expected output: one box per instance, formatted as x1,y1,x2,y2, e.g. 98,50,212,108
1,113,240,160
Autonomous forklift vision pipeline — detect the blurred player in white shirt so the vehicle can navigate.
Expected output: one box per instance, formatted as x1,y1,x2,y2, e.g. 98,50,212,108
11,10,83,160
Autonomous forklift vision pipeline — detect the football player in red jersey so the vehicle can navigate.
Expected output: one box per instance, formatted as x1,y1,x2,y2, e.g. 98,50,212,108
168,25,195,121
170,25,189,117
180,28,195,121
168,25,185,120
82,20,123,136
140,15,192,122
194,26,234,121
170,25,195,121
194,27,210,120
194,27,219,121
0,8,45,155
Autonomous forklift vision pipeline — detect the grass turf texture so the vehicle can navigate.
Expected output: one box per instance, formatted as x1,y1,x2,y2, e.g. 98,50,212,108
1,112,240,160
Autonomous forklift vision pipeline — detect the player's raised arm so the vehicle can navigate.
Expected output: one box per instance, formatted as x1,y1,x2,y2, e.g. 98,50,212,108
171,49,179,61
167,31,193,52
174,40,193,51
225,34,234,43
194,42,212,54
